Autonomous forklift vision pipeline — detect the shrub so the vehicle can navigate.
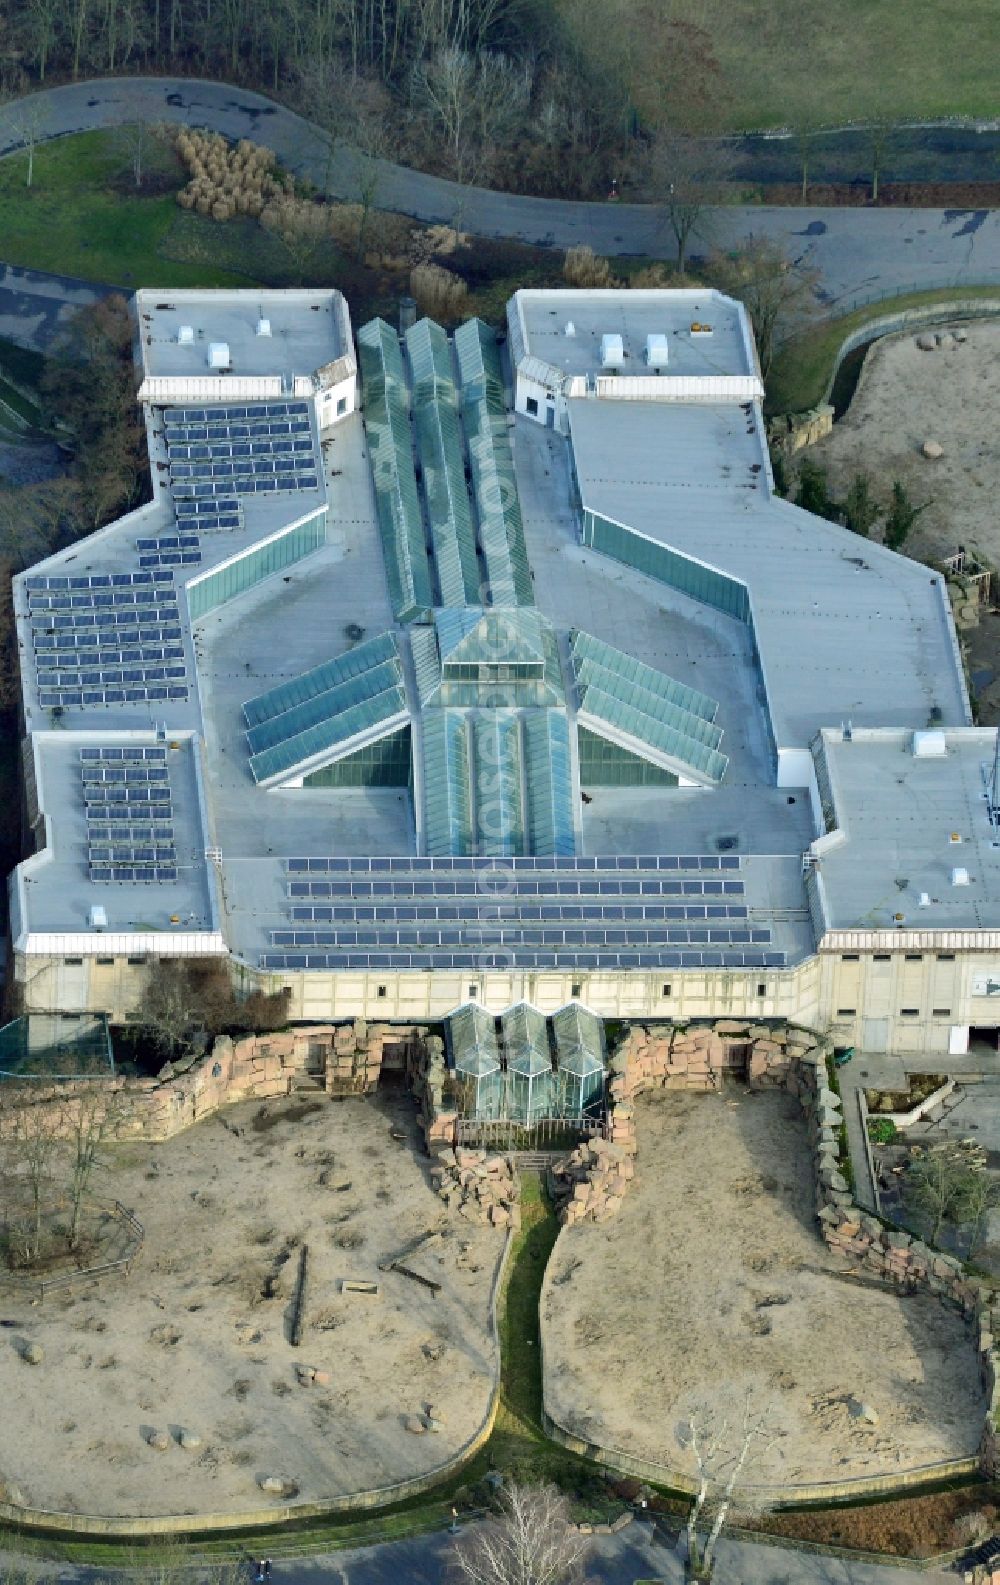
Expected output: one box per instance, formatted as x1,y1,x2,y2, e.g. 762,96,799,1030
867,1117,898,1145
409,262,470,323
563,244,619,289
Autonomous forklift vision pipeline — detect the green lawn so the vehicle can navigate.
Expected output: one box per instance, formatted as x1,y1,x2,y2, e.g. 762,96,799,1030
640,1,1000,130
766,286,1000,416
0,130,258,290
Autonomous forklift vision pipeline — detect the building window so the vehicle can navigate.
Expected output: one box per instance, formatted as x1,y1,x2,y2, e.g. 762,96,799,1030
336,396,347,416
904,954,922,962
936,953,956,962
468,985,478,999
841,953,859,962
661,983,672,998
376,984,387,999
837,1008,856,1017
756,983,767,997
64,957,83,966
96,957,115,966
932,1008,952,1017
873,953,891,963
127,955,147,966
526,396,539,416
900,1008,920,1017
571,982,582,998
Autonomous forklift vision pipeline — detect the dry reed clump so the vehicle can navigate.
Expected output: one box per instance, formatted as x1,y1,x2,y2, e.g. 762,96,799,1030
409,262,470,322
563,244,620,289
173,129,286,221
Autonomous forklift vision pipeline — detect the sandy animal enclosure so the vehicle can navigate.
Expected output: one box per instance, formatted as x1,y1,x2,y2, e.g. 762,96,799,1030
542,1089,984,1488
0,1093,501,1518
811,320,1000,569
810,319,1000,722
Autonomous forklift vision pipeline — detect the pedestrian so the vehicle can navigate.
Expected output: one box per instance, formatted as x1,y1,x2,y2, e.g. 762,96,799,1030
264,1562,272,1581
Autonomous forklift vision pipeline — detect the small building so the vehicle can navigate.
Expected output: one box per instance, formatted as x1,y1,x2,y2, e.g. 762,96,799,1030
552,1003,605,1116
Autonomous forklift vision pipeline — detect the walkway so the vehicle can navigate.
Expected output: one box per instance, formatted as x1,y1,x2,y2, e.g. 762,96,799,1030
1,1521,961,1585
2,79,1000,309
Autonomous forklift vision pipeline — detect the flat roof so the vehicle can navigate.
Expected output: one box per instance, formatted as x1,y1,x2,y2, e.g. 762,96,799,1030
136,289,346,382
814,728,1000,932
566,397,970,750
510,288,756,381
9,287,989,970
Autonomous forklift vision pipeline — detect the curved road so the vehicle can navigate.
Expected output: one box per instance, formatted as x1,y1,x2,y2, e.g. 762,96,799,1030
1,77,1000,314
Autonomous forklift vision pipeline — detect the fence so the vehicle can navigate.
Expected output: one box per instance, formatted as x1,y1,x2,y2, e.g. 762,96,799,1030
819,294,1000,408
0,1198,144,1303
455,1115,605,1152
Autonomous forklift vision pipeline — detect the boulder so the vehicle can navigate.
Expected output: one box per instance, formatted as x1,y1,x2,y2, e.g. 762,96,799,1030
178,1429,202,1451
20,1342,43,1365
921,439,944,459
936,331,956,350
849,1399,880,1426
147,1429,171,1451
312,1369,332,1387
259,1474,292,1493
954,327,968,342
915,332,937,351
404,1415,426,1434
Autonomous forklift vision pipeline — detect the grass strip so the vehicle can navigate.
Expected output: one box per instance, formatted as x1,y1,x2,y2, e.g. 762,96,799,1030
766,286,1000,415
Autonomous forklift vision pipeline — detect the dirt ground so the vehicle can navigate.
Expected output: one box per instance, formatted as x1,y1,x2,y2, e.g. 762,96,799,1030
0,1092,501,1518
812,319,1000,572
541,1088,985,1489
810,318,1000,721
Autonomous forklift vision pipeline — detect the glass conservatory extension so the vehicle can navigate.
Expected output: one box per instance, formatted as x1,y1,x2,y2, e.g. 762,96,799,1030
448,1002,504,1118
552,1003,606,1115
506,1048,554,1125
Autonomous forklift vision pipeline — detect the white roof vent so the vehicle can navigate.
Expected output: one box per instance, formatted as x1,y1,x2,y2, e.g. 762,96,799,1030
918,891,931,907
256,316,272,337
208,341,231,370
645,332,669,369
177,324,194,345
565,320,576,337
951,866,970,887
913,729,947,757
600,333,624,369
89,905,108,931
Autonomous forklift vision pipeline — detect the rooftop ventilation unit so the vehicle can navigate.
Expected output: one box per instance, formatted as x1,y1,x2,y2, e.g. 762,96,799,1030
208,341,231,370
645,332,669,369
918,892,931,907
565,320,576,337
600,333,624,370
951,866,970,887
177,324,195,345
913,729,947,757
256,317,272,337
88,905,107,931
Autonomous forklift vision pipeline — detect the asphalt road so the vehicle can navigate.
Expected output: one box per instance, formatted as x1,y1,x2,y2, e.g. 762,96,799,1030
1,77,1000,324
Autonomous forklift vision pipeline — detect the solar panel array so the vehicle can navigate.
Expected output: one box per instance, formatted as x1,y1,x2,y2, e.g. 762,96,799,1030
137,530,203,571
260,853,785,972
163,402,319,506
26,572,189,711
80,746,178,883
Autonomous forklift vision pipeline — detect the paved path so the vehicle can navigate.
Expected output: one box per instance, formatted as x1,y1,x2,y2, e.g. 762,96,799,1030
2,1520,959,1585
3,78,1000,313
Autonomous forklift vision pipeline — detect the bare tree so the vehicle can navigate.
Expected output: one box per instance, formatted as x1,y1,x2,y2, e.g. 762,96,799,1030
113,97,155,189
416,45,532,186
867,114,894,204
449,1481,591,1585
2,95,46,187
643,131,733,274
679,1392,775,1581
58,1080,128,1250
707,235,820,377
1,1088,63,1265
129,958,211,1063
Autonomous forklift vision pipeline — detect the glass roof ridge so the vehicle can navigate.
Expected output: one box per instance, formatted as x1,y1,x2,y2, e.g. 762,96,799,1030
569,628,720,724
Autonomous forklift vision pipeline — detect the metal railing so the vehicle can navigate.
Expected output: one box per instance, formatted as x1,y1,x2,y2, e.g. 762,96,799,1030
0,1199,143,1302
